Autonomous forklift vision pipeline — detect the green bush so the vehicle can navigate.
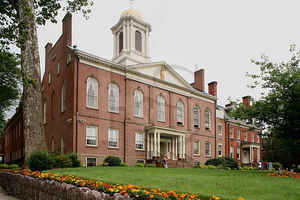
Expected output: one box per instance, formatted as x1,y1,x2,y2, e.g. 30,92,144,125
120,162,129,167
272,162,282,170
54,154,72,168
8,164,19,169
135,163,144,167
68,153,81,167
104,156,121,166
28,151,54,171
223,157,239,169
207,165,217,169
225,167,231,170
0,164,9,169
205,158,225,166
145,163,156,168
199,164,208,169
205,157,238,169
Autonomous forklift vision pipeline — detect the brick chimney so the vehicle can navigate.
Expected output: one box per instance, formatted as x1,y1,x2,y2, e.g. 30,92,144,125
62,12,72,46
242,96,251,108
194,69,205,92
208,81,217,97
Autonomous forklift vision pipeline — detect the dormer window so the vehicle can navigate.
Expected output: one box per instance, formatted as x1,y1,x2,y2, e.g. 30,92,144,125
135,30,142,52
119,32,123,53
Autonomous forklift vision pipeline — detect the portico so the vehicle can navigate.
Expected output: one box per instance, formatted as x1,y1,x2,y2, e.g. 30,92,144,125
241,141,260,164
146,126,186,160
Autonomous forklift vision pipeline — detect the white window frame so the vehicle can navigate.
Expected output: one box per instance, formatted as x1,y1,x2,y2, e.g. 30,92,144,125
251,132,255,143
218,144,222,157
86,157,97,167
86,126,98,146
108,83,119,113
135,132,145,150
134,89,143,117
205,109,211,130
193,106,200,128
61,82,66,112
157,95,166,122
229,126,234,139
237,147,240,160
108,128,119,148
218,124,222,136
86,77,98,109
230,146,234,158
43,102,47,124
193,140,200,155
176,100,184,125
244,130,248,141
205,142,211,156
237,128,240,140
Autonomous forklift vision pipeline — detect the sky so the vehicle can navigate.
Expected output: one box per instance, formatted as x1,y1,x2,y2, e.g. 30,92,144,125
36,0,300,107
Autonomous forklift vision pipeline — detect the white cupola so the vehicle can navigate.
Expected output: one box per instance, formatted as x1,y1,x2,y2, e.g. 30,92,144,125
111,8,152,65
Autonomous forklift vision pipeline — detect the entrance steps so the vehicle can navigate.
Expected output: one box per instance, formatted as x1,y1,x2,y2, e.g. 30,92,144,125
146,158,193,168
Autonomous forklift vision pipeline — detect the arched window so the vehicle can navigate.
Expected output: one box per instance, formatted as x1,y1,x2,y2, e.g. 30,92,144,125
61,81,66,112
176,100,184,125
119,32,123,53
135,30,142,52
193,105,200,128
86,77,98,108
134,89,143,117
157,95,165,122
205,108,211,129
108,83,119,113
60,137,64,154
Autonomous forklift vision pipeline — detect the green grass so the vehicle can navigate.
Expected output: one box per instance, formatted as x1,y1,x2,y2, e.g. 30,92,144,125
50,167,300,200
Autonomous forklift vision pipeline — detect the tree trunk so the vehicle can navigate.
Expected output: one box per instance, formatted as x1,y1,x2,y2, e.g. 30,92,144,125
19,0,47,162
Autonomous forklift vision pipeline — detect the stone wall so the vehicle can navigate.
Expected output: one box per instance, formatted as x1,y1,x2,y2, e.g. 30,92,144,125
0,172,133,200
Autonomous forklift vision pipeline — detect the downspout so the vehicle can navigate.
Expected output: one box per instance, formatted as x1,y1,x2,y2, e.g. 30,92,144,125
214,100,217,158
124,73,127,163
75,54,79,154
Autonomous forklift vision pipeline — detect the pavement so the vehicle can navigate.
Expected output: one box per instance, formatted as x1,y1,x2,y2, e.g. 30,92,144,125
0,187,18,200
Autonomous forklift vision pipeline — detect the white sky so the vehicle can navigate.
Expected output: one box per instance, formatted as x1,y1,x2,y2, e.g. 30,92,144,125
37,0,300,106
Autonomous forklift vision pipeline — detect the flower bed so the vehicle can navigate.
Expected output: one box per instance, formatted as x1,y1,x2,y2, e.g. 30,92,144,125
267,170,300,178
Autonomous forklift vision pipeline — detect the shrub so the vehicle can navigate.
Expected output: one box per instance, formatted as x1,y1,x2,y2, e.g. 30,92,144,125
8,164,19,169
28,151,54,171
103,162,109,166
104,156,121,166
0,164,9,169
199,164,208,169
205,157,238,169
68,153,81,167
135,163,144,167
145,163,156,168
207,165,217,169
272,162,282,170
54,154,72,168
205,158,224,166
225,167,231,170
120,162,129,167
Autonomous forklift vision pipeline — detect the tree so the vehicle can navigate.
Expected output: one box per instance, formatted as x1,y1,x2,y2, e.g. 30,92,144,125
230,45,300,167
0,0,94,159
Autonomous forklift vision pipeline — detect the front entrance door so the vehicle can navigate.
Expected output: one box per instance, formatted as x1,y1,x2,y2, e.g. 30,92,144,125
160,141,171,159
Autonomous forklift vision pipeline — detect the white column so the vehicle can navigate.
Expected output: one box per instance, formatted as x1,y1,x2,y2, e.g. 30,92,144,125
172,137,175,160
123,25,126,51
154,132,157,157
157,132,160,157
178,136,182,159
113,34,116,57
147,133,150,159
175,137,178,160
183,136,186,159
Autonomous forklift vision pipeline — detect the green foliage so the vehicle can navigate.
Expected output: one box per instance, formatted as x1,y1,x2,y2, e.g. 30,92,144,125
68,153,81,167
8,164,19,169
207,165,217,169
54,154,72,168
135,163,144,168
104,156,121,166
28,151,54,171
205,158,225,166
205,157,239,169
272,162,282,170
120,162,129,167
145,163,156,168
0,164,9,169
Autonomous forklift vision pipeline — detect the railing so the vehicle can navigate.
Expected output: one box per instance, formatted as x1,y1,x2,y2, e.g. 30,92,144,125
241,141,260,146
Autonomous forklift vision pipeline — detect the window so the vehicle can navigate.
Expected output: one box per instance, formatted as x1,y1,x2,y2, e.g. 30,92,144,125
205,142,211,156
51,137,54,153
237,128,240,140
193,141,200,155
251,132,255,142
205,109,211,129
218,125,222,136
57,63,61,75
237,147,240,160
135,30,142,52
229,127,234,138
218,144,222,157
43,102,47,124
86,77,98,109
136,132,144,150
48,73,51,84
134,89,143,117
86,157,97,167
193,106,200,128
61,81,66,112
176,100,184,125
119,32,123,53
108,128,119,148
67,54,72,64
60,137,64,154
244,130,248,141
230,146,234,158
157,95,165,122
86,126,98,146
108,83,119,113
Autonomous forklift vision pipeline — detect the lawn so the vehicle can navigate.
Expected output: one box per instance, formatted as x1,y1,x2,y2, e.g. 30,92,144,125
50,167,300,200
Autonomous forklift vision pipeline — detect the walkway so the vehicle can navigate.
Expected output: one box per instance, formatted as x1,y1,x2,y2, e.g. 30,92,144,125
0,187,18,200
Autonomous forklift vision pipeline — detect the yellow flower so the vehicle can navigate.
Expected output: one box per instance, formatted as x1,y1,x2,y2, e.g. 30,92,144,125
238,197,245,200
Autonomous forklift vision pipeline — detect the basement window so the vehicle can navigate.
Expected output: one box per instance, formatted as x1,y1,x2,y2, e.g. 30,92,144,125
86,157,97,167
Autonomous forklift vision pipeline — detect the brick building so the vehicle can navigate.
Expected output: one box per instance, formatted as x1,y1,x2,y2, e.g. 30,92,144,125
3,9,262,166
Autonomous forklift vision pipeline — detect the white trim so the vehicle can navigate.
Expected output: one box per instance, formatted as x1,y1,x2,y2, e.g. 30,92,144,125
135,132,145,150
218,143,223,157
86,125,98,147
108,128,119,148
193,140,200,155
